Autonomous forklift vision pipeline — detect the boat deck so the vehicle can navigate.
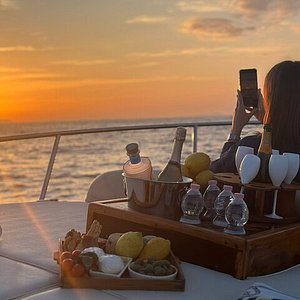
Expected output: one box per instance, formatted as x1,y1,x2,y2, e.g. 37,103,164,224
0,201,300,299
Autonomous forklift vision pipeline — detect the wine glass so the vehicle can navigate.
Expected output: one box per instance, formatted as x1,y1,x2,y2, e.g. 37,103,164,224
283,152,300,184
265,155,288,219
235,146,254,175
239,154,261,193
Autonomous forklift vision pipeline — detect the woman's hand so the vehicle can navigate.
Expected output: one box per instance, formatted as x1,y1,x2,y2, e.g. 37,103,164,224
230,90,257,136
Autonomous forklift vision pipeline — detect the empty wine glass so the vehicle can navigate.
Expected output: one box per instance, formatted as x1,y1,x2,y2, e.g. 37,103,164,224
283,153,300,184
239,154,261,193
235,146,254,175
265,155,288,219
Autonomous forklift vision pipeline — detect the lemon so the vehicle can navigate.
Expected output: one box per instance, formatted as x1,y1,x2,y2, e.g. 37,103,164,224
184,152,211,176
115,232,144,258
195,170,214,188
139,237,171,260
181,164,194,179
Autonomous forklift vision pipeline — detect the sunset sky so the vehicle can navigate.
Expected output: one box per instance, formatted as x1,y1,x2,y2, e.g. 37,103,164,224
1,0,300,122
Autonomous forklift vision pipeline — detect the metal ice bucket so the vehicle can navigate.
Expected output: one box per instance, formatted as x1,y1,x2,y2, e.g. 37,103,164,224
123,174,192,220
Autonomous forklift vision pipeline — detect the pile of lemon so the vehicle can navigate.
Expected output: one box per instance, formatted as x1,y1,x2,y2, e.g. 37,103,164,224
181,152,214,188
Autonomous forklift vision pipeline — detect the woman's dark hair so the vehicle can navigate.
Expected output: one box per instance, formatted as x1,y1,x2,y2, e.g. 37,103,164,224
263,60,300,152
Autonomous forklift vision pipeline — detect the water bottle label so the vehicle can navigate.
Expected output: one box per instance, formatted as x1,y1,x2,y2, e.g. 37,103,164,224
181,194,203,216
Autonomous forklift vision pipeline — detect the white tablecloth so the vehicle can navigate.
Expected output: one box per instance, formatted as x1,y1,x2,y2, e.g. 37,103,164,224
1,201,300,300
0,256,57,300
0,201,87,273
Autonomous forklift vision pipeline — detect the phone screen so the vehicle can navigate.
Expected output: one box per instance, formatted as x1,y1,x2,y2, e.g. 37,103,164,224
239,69,258,108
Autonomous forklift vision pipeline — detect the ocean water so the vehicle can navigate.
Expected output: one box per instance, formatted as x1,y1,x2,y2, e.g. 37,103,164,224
0,117,261,203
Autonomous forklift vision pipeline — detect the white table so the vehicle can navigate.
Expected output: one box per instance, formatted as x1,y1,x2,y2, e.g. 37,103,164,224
0,256,57,299
1,201,300,299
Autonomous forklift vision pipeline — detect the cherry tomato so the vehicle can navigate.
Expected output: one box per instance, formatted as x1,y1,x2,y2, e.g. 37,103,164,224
71,263,86,277
60,251,72,263
61,258,74,274
72,250,81,258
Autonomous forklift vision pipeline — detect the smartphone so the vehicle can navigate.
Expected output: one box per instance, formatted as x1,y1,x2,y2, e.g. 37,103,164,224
239,68,258,109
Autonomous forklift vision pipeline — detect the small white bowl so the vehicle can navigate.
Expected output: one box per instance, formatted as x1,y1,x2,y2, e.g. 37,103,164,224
90,256,132,278
128,262,177,280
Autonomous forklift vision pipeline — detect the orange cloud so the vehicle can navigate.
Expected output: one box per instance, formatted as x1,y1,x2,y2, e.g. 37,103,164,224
182,17,255,39
234,0,271,17
0,46,36,52
234,0,300,19
129,47,227,58
51,59,116,66
126,15,169,24
176,1,224,13
128,44,287,58
0,0,18,10
0,70,64,81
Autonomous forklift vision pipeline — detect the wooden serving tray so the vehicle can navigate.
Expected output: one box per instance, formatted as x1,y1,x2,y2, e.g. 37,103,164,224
54,240,185,291
87,199,300,280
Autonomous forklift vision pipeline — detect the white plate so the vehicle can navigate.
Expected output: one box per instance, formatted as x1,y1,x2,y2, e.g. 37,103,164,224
89,256,132,278
128,262,177,280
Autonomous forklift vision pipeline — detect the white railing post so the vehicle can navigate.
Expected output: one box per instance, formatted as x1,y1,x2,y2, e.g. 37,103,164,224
38,135,61,201
193,125,198,153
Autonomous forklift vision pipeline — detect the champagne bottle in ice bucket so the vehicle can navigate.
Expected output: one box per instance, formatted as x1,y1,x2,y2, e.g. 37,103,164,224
157,127,187,182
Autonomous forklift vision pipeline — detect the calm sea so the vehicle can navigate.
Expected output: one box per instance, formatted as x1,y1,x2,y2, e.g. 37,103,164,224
0,117,260,203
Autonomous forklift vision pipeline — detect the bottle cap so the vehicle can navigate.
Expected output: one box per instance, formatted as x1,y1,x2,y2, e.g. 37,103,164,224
126,143,139,156
208,180,217,185
175,127,187,141
191,183,200,190
234,193,244,199
223,185,233,191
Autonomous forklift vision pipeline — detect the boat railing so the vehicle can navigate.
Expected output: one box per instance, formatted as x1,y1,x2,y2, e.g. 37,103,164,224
0,120,260,201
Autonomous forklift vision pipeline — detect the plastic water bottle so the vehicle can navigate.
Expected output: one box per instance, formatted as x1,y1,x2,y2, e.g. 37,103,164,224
123,143,152,180
224,193,249,235
203,180,220,220
180,183,204,225
213,185,234,227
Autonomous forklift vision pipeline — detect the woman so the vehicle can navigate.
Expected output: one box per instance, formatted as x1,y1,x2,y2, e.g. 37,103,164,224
210,60,300,182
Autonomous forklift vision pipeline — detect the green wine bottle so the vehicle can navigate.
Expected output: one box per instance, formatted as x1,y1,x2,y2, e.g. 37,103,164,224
255,124,272,183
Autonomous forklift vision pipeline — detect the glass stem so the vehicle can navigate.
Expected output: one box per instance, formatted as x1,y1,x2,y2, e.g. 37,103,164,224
272,190,278,215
